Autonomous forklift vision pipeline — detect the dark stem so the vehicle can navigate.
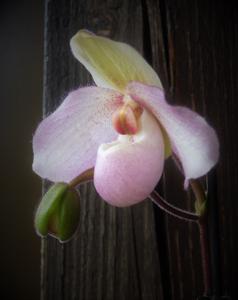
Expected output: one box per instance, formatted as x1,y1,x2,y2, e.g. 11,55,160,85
190,180,212,296
198,216,212,296
150,175,212,296
149,190,199,222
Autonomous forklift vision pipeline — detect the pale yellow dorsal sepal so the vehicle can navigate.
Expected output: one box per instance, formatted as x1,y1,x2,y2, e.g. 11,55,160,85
70,30,162,93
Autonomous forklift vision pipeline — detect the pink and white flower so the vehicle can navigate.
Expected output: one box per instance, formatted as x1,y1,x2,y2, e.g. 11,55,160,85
32,30,219,207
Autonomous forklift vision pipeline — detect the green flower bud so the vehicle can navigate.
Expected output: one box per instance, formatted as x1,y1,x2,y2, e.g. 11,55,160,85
35,183,80,242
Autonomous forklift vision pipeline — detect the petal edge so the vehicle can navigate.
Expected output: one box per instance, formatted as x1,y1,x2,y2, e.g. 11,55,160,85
127,82,219,184
33,87,123,182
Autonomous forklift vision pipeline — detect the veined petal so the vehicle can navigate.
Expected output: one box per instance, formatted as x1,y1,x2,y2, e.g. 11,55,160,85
127,82,219,185
94,110,164,207
70,30,162,92
33,87,123,182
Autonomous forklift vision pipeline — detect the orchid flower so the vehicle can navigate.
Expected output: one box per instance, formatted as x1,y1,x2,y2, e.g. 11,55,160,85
32,30,219,208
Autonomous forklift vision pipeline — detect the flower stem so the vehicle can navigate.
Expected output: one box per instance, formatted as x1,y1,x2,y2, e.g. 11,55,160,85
198,217,211,296
149,190,199,222
190,179,207,214
150,178,212,296
190,180,212,296
68,168,94,188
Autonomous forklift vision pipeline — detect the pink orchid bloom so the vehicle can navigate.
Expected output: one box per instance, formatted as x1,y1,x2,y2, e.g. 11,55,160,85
32,30,219,207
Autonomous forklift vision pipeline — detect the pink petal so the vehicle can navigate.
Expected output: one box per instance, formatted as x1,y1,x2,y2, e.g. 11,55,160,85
127,82,219,185
33,87,123,182
94,111,164,207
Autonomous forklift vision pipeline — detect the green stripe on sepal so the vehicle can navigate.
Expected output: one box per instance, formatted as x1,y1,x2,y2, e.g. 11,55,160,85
34,183,80,242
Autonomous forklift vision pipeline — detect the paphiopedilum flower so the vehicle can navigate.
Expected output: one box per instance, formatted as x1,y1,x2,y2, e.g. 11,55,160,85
32,30,219,207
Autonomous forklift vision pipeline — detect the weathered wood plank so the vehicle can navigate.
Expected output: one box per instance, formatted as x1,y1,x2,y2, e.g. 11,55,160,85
147,0,238,298
42,0,238,299
42,0,163,299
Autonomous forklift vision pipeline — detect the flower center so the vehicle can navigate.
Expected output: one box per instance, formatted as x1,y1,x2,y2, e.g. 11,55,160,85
112,95,143,135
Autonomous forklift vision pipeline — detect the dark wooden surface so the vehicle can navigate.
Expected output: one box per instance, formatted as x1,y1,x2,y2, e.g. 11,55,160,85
42,0,238,299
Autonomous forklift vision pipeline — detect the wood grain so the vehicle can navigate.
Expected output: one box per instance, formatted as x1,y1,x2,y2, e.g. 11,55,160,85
42,0,238,299
42,0,163,299
146,0,238,299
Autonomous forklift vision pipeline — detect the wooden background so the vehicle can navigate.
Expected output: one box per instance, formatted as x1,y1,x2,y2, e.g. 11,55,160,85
42,0,238,299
